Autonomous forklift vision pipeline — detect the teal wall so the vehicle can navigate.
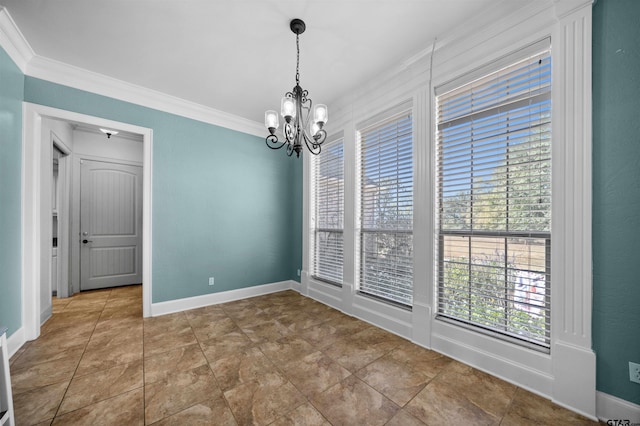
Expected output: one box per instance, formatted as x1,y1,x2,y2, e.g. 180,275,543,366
23,77,302,303
290,157,303,283
0,48,24,335
592,0,640,405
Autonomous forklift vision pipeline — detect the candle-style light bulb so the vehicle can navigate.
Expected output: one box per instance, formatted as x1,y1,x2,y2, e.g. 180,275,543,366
281,97,296,122
265,110,279,133
313,104,328,126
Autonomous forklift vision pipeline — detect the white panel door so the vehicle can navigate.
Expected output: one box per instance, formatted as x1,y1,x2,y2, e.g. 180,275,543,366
80,160,142,291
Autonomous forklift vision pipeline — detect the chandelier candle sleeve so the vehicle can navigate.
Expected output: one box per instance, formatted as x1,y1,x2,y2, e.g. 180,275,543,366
313,104,327,125
265,110,279,132
264,18,328,157
281,97,296,121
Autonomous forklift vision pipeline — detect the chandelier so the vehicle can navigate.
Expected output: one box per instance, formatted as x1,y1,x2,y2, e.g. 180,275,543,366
264,19,328,158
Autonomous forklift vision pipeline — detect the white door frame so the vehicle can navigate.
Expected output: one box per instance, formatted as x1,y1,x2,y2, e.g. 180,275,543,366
52,134,71,299
22,102,153,340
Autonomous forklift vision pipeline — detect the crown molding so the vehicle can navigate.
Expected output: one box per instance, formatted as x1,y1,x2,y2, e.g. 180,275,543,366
25,55,265,137
0,7,34,72
554,0,594,19
0,7,263,137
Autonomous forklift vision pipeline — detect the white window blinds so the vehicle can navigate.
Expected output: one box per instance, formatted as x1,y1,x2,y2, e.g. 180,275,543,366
312,138,344,285
358,106,413,306
436,42,551,349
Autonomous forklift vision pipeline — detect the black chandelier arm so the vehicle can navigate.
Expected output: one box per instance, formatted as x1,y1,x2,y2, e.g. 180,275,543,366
265,134,287,150
300,130,323,155
283,122,295,143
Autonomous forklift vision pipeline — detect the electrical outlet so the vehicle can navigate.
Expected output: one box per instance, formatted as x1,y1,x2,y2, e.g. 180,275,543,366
297,269,301,277
630,362,640,384
208,277,215,286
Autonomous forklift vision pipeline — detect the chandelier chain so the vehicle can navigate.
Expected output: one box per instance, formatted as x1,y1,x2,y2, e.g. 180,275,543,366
295,33,300,86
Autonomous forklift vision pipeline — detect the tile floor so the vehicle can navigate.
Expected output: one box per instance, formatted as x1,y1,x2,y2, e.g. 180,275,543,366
9,285,598,425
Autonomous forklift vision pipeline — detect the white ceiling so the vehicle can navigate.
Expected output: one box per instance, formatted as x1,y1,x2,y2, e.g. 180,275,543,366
3,0,521,125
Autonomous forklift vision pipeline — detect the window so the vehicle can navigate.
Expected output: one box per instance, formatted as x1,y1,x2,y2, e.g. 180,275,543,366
358,104,413,306
436,42,551,349
311,138,344,285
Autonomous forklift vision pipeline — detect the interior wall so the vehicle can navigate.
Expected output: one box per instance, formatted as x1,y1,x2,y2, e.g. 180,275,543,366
24,76,300,304
592,0,640,406
290,157,303,283
0,46,24,336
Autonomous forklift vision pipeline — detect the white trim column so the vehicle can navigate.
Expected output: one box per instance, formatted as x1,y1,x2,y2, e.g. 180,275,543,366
412,87,432,348
551,1,595,418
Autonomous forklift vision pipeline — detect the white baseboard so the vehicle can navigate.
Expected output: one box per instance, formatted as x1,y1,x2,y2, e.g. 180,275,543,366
7,327,26,358
150,280,296,316
597,391,640,423
40,305,52,326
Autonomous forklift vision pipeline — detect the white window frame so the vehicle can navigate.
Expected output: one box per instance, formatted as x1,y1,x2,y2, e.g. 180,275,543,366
356,102,414,308
435,41,553,350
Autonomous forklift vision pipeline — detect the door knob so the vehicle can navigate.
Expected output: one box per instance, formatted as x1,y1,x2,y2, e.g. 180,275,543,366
82,239,93,244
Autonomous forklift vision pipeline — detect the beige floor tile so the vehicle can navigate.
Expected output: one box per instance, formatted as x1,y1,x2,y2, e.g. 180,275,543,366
99,304,143,321
191,317,239,342
58,360,143,415
13,380,69,425
298,315,371,350
405,378,499,426
269,402,330,426
144,343,207,384
356,353,430,406
11,355,79,395
224,371,305,426
322,327,401,372
501,388,598,425
143,312,190,335
385,409,427,426
185,307,229,329
143,325,198,356
297,321,344,348
273,312,326,334
85,322,143,350
436,361,516,418
240,320,291,344
281,351,351,400
8,343,29,367
312,375,399,426
52,388,144,426
75,337,143,376
199,330,253,363
107,284,141,298
387,340,453,378
144,364,221,424
258,335,315,365
91,316,143,339
151,395,237,426
11,344,86,371
210,346,279,391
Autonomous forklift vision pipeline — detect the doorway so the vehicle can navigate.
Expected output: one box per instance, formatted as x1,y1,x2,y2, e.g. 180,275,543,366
22,103,153,342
